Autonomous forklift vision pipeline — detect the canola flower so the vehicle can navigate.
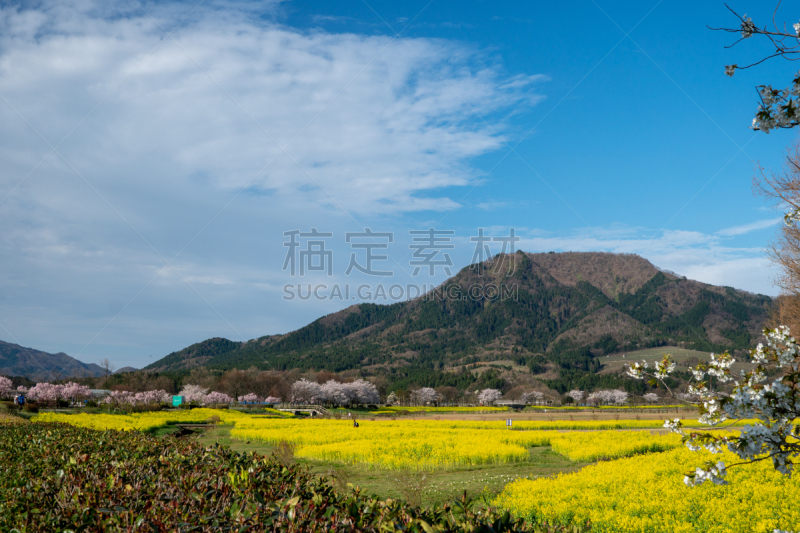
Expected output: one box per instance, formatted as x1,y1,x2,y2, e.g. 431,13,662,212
33,410,757,469
33,408,247,431
495,446,800,533
229,418,691,469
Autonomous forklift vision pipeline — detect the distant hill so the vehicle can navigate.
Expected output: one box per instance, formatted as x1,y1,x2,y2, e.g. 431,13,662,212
0,341,106,381
146,252,773,392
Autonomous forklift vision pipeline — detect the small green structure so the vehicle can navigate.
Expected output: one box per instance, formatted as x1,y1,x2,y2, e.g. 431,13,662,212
172,396,184,407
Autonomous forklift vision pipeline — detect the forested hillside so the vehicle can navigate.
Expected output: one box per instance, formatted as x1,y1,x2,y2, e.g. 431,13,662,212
0,341,105,381
146,252,772,394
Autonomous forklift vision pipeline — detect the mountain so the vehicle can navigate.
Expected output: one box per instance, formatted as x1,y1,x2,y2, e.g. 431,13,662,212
0,341,106,381
146,252,773,391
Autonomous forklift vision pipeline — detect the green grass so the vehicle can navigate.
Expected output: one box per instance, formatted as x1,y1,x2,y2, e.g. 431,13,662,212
195,425,588,507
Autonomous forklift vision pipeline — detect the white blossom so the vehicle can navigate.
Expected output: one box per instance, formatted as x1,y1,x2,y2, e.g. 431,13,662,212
411,387,440,406
587,389,628,405
238,393,261,403
202,391,233,405
644,392,659,403
179,384,209,403
521,391,544,404
477,388,502,406
290,379,322,404
103,389,171,406
625,360,648,379
654,358,676,379
566,390,585,403
0,376,13,397
740,15,755,38
629,327,800,485
751,77,800,133
386,391,398,405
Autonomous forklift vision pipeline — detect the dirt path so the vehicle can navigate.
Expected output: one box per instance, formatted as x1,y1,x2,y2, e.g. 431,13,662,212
383,409,695,422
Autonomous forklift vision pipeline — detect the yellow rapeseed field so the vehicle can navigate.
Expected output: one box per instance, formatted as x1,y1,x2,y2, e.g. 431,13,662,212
34,411,739,468
31,408,795,531
495,446,800,533
229,418,688,468
33,408,247,431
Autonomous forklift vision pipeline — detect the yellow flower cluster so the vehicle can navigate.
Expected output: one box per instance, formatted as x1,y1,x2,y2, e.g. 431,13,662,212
418,418,711,431
231,418,531,469
490,429,680,462
495,446,800,532
34,408,246,431
229,419,687,469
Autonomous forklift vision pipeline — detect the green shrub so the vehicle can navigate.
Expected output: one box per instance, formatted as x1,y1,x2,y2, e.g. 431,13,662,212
0,421,589,532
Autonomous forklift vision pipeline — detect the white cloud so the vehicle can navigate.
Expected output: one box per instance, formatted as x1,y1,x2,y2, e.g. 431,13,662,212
717,218,781,236
0,0,547,366
0,1,546,216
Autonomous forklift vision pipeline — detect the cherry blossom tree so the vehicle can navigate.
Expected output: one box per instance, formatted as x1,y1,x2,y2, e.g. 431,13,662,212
587,389,628,406
61,382,92,405
320,380,348,406
291,379,322,404
410,387,439,406
0,376,12,398
101,389,171,406
566,390,585,404
521,391,544,405
711,5,800,133
102,390,134,406
386,391,398,405
28,382,65,404
134,390,171,405
627,326,800,485
238,393,261,404
349,379,380,405
179,384,209,404
202,391,233,405
644,392,660,403
478,388,502,406
711,9,800,489
264,396,281,404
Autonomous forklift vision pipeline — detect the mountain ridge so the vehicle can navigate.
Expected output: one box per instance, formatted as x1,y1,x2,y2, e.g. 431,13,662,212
0,341,107,381
145,251,773,391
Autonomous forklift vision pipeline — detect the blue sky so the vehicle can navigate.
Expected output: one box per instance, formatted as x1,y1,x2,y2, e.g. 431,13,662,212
0,0,796,368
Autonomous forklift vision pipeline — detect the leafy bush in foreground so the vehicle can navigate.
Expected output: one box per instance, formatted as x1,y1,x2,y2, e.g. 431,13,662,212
0,422,588,532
